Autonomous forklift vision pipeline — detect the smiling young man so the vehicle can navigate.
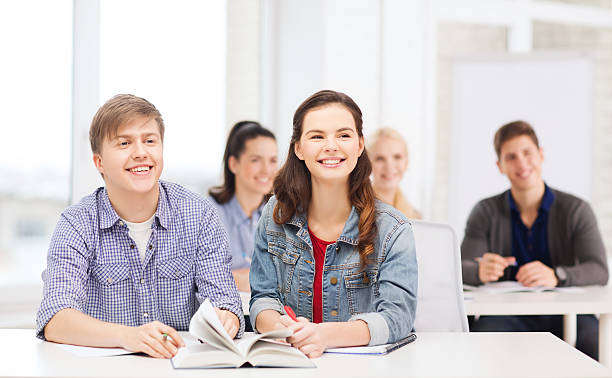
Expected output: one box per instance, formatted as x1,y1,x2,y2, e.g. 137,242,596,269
461,120,608,360
36,94,243,358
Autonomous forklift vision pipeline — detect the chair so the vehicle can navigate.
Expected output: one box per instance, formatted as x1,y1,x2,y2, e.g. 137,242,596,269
411,220,469,332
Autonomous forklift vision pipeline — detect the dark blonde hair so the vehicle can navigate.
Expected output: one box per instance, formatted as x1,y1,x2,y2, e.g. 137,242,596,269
89,94,164,154
494,120,539,159
273,90,377,268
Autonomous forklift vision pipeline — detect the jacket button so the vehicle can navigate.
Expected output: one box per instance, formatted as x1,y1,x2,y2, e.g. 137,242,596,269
335,244,340,252
330,310,338,316
330,277,338,285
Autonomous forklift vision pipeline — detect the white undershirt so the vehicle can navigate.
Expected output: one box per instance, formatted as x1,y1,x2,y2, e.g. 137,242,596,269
123,215,155,263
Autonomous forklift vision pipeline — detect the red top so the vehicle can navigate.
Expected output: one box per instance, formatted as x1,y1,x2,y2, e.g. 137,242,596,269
308,228,334,324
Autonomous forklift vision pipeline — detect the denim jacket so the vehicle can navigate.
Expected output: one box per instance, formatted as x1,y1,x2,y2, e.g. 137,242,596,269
249,196,417,346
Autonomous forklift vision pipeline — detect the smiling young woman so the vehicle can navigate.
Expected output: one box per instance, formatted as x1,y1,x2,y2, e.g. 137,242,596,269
208,121,278,294
248,90,418,358
367,128,421,220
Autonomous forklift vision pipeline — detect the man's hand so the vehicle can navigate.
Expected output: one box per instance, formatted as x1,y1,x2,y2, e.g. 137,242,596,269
477,253,516,283
516,261,558,287
279,315,327,358
118,321,184,359
215,308,240,338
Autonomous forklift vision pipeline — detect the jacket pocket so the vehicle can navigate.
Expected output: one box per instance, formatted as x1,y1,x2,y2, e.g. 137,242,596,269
344,270,379,315
268,242,300,297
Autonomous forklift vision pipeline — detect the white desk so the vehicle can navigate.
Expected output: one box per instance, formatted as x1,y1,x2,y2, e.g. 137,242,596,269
464,285,612,367
2,329,610,378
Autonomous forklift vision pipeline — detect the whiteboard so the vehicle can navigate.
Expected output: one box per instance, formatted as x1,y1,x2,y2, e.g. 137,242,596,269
448,52,593,241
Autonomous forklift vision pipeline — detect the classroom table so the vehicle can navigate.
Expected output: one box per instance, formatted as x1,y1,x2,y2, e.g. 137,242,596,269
2,329,610,378
464,285,612,367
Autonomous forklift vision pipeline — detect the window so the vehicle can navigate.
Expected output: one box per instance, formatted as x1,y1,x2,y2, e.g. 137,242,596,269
0,0,72,327
99,0,227,194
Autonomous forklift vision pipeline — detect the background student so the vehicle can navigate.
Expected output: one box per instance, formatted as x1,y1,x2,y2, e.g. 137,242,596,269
249,90,417,358
367,127,422,219
461,120,608,360
208,121,278,293
36,94,244,359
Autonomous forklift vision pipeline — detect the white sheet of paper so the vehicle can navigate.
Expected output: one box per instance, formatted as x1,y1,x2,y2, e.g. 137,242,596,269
55,343,134,358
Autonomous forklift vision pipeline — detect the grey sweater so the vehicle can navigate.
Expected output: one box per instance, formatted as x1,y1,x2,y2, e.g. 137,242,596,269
461,188,608,287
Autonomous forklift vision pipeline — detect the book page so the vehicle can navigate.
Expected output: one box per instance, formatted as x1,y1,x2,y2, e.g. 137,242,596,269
189,298,240,355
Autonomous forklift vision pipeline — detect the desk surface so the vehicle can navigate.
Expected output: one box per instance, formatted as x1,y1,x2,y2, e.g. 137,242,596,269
3,329,610,378
464,285,612,315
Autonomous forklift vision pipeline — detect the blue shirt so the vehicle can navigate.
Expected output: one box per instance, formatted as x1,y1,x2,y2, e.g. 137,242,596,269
209,195,264,270
508,185,555,279
36,181,244,339
250,197,418,346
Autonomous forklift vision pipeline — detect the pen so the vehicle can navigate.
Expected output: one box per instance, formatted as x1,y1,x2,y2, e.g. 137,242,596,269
383,334,417,354
283,305,298,322
475,257,518,267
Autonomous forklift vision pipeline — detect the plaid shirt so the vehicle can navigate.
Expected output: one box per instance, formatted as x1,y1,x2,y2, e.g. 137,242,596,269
36,180,244,339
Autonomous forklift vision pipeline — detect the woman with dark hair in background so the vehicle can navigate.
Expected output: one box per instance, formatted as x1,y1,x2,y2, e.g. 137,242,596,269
249,90,417,358
208,121,278,293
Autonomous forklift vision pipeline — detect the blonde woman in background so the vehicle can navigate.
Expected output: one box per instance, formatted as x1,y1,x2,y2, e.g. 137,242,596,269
367,128,422,219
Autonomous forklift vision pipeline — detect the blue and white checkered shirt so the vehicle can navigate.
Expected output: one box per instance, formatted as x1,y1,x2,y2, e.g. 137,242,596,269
36,180,244,339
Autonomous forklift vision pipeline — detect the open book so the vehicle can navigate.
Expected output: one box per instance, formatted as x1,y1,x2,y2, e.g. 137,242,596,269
171,299,315,368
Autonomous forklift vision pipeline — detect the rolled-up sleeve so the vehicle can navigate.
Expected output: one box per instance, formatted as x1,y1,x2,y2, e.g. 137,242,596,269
248,200,284,330
357,221,418,345
36,215,90,340
195,204,245,337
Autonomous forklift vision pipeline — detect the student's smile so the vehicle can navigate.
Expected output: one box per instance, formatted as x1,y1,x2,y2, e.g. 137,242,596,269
317,156,346,168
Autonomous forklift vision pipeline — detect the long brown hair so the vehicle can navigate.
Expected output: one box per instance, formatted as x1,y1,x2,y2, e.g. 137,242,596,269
273,90,377,267
209,121,276,204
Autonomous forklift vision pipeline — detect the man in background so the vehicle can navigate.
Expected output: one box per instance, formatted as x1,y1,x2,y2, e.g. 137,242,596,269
461,120,608,360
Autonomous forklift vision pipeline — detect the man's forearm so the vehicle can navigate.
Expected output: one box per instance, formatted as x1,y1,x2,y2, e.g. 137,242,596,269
44,308,127,347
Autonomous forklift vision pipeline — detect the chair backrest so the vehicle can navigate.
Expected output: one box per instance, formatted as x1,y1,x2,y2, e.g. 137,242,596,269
412,220,469,332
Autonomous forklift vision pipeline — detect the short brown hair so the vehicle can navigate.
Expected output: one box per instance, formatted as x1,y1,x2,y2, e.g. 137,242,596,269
493,120,539,159
89,94,165,154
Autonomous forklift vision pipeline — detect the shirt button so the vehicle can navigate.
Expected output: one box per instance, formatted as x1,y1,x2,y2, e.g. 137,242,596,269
175,271,181,277
143,312,149,318
330,310,338,316
140,278,145,284
130,244,135,249
107,278,113,284
330,277,338,285
148,245,153,250
119,221,124,226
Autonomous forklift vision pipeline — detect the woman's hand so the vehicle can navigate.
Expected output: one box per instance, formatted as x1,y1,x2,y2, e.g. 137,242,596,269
279,315,327,358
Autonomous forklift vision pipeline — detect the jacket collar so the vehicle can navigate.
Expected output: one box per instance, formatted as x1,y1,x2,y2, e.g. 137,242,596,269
287,206,360,246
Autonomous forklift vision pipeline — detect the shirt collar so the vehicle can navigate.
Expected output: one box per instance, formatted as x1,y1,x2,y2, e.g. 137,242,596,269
228,195,265,225
507,183,555,214
98,181,171,229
